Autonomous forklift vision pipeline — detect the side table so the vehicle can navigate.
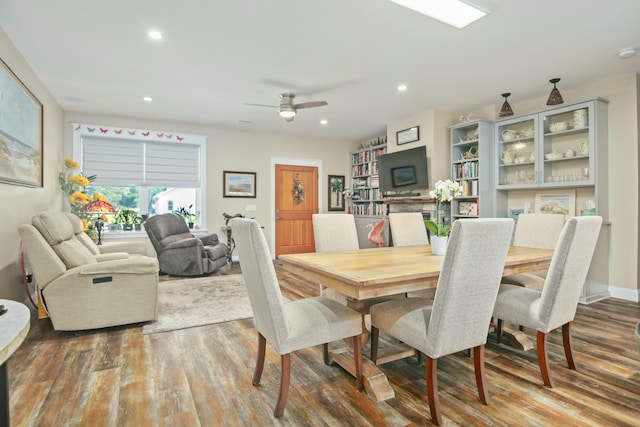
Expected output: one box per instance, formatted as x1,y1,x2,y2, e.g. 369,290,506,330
221,226,236,264
0,300,30,426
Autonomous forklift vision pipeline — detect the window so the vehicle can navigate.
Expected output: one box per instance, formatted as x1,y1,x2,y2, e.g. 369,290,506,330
72,124,207,227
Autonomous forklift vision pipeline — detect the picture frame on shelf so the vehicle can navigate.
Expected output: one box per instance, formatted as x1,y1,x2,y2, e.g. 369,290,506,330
535,190,576,219
223,171,256,198
328,175,345,211
396,126,420,145
0,57,43,187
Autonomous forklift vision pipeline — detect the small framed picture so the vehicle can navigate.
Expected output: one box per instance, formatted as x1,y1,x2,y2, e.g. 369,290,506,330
328,175,345,211
535,190,576,220
396,126,420,145
223,171,256,198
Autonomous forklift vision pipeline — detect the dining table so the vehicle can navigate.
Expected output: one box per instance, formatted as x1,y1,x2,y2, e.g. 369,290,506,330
279,245,554,402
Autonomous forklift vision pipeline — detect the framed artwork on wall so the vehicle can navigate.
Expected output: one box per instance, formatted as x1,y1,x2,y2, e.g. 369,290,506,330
328,175,345,211
0,57,43,187
535,190,576,220
223,171,256,198
396,126,420,145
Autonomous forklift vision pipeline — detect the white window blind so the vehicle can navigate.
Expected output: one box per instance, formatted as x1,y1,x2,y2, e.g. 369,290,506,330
81,136,201,187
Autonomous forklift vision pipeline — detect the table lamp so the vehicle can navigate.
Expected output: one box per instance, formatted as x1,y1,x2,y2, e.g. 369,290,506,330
81,200,116,245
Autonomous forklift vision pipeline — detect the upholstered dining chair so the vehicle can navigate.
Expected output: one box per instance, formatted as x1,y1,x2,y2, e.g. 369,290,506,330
230,217,363,417
370,218,514,425
389,212,430,247
493,216,603,388
501,213,565,290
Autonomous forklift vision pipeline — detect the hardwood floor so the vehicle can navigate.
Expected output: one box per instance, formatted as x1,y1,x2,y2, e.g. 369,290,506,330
8,266,640,426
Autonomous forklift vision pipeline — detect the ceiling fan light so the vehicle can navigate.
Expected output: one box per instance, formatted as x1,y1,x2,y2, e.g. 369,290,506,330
278,106,296,118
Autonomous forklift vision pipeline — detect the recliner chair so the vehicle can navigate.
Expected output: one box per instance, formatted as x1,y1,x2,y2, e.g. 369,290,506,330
145,213,228,276
18,211,159,331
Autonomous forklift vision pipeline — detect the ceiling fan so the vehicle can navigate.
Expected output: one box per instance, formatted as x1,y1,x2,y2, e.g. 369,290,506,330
245,93,328,122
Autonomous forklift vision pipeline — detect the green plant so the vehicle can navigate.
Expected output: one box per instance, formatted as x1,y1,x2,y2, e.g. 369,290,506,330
115,209,137,228
175,205,197,223
134,213,149,224
425,179,463,237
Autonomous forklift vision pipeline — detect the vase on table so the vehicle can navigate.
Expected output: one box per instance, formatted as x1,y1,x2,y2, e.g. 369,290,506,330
431,235,448,256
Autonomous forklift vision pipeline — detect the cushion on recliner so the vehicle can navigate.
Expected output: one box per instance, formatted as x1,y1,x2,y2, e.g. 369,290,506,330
32,211,97,268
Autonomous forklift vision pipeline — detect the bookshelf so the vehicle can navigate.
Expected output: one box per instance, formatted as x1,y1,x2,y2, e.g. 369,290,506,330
350,140,387,216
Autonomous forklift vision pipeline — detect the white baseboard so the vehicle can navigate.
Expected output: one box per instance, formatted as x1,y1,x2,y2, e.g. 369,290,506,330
608,286,639,302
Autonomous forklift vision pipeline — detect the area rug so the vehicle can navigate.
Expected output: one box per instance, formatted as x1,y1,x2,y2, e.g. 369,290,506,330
142,274,253,335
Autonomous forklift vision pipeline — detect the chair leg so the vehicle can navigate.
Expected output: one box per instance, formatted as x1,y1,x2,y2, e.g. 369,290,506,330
562,322,577,370
274,354,291,418
323,343,330,365
352,335,364,391
252,333,267,386
425,356,442,426
496,319,503,344
536,331,554,387
370,326,380,363
473,345,490,405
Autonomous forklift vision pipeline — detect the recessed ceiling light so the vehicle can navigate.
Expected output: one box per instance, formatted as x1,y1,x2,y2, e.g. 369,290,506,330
388,0,487,29
320,119,328,125
148,30,162,40
143,96,153,102
398,84,408,91
64,96,84,103
618,47,636,59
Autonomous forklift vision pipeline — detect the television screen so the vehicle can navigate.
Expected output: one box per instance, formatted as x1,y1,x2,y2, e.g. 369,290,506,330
378,146,428,194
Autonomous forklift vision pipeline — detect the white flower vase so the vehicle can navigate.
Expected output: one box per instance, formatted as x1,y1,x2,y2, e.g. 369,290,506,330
431,235,448,256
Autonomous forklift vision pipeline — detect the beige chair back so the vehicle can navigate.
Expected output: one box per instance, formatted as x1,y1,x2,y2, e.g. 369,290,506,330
312,213,359,252
389,212,429,247
513,213,564,249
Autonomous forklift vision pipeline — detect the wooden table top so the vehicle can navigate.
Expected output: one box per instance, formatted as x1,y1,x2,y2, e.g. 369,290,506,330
280,245,553,300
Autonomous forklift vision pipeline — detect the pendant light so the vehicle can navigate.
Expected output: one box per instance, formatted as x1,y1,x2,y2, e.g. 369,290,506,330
546,78,564,105
499,93,514,117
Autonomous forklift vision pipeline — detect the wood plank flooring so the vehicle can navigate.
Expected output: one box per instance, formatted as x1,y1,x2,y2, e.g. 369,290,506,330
8,266,640,426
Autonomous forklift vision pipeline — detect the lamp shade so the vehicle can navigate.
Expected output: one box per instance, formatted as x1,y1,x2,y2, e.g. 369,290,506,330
546,78,564,106
499,92,514,117
81,200,116,214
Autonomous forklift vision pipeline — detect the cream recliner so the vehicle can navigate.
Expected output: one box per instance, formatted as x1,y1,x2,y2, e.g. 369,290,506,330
19,211,159,331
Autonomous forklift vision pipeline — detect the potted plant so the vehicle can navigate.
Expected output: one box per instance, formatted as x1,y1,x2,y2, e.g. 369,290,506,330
115,209,137,231
175,205,197,229
134,213,149,231
425,179,463,255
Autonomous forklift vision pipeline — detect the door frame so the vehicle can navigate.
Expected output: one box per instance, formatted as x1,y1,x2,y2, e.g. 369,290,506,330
270,156,323,256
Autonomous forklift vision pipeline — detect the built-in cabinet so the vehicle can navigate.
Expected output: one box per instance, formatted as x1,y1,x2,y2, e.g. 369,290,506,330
350,142,387,216
450,120,506,222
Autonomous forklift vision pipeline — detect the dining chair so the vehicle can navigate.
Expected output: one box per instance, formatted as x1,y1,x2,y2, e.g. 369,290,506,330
389,212,430,247
493,216,603,388
370,218,514,425
230,217,363,417
501,213,565,290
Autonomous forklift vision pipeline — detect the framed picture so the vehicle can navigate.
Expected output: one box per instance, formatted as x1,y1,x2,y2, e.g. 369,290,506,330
223,171,256,198
396,126,420,145
391,166,417,187
0,57,43,187
535,190,576,220
328,175,345,211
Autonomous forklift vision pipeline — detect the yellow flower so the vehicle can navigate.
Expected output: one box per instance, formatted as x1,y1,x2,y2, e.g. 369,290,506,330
80,218,89,231
101,214,109,222
64,158,80,169
93,192,107,202
67,174,90,187
70,191,91,205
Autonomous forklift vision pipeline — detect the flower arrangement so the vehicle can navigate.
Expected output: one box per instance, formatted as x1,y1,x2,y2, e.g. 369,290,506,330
425,179,463,237
292,175,304,204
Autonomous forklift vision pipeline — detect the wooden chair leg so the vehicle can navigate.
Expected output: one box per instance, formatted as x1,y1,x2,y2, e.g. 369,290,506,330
252,333,266,386
496,319,503,344
370,326,380,363
352,335,363,391
536,331,553,387
562,322,576,370
274,354,291,417
323,343,330,365
425,356,442,425
473,345,490,405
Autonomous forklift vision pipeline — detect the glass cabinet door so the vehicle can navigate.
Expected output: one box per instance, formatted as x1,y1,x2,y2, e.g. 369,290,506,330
540,101,594,187
495,114,537,189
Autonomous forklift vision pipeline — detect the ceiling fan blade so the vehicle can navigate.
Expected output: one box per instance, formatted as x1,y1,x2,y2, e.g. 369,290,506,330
243,102,278,108
294,101,328,110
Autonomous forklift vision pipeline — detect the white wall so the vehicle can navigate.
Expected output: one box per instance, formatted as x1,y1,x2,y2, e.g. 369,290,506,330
0,27,65,300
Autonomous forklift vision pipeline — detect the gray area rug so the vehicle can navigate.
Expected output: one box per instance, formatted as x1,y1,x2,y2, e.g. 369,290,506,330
142,274,253,334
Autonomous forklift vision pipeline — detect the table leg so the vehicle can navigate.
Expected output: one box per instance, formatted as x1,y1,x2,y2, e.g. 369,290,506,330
329,347,395,402
1,362,9,427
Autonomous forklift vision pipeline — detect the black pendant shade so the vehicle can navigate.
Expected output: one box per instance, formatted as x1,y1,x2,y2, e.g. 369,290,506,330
499,92,514,117
546,78,564,105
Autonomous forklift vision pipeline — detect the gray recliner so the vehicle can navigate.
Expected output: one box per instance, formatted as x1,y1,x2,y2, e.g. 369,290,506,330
145,213,228,276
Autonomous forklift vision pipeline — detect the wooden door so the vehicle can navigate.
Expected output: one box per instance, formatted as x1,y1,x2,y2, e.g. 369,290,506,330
275,164,318,257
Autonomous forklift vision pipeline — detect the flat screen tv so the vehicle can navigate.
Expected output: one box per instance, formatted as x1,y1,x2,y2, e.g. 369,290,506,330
377,146,428,195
